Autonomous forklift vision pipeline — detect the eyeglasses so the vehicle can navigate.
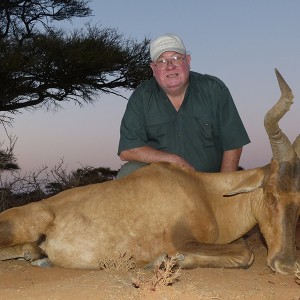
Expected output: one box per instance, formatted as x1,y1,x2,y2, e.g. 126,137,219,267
154,56,186,70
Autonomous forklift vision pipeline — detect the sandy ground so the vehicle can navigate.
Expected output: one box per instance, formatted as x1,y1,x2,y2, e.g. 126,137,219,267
0,227,300,300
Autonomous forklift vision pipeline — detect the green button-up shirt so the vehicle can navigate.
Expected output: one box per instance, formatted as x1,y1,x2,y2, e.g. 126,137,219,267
118,71,250,172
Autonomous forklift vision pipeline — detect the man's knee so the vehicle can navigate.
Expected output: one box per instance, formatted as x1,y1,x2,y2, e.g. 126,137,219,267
116,161,148,179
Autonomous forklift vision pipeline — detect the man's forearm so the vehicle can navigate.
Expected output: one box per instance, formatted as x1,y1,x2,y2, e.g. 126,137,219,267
119,146,195,169
220,148,243,172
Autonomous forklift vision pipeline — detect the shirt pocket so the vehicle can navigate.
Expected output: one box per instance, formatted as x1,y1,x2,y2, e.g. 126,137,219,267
192,114,215,147
145,114,170,148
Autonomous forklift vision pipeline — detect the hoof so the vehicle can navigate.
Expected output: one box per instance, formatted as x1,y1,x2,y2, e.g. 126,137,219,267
31,258,53,268
144,253,168,270
176,253,185,261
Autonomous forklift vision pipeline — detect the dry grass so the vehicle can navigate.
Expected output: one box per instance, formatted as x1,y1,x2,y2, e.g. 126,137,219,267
98,252,136,272
295,270,300,285
132,255,181,291
98,252,181,290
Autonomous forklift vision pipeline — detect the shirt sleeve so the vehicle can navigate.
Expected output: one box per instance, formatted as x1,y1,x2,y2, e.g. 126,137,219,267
219,86,250,151
117,93,148,155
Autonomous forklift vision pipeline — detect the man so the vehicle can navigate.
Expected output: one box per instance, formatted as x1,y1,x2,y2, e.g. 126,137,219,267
117,33,250,178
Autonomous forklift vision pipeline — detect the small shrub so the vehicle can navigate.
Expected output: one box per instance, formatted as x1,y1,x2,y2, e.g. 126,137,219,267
98,252,136,272
295,270,300,285
132,255,181,290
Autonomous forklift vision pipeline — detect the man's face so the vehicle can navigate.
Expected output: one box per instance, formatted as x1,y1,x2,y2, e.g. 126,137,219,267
150,51,191,95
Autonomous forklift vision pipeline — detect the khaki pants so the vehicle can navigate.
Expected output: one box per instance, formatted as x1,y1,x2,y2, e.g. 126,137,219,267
116,161,148,179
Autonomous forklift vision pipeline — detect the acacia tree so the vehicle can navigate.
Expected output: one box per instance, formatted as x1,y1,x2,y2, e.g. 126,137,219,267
0,0,152,114
0,0,151,178
0,136,19,171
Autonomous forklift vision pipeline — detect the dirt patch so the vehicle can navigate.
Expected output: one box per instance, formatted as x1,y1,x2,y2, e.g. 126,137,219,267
0,229,299,300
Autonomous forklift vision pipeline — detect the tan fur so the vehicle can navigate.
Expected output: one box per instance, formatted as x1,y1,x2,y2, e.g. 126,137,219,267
0,161,297,273
0,163,261,268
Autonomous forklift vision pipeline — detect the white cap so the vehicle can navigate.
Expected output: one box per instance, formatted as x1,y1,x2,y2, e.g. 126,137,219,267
150,33,186,62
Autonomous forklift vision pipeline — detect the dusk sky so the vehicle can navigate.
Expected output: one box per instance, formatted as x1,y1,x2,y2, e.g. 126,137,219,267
3,0,300,173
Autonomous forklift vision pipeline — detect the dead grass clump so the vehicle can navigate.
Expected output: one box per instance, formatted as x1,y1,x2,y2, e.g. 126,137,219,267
132,255,181,291
98,252,136,271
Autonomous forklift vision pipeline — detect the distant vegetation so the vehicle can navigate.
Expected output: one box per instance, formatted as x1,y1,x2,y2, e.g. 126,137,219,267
0,159,118,212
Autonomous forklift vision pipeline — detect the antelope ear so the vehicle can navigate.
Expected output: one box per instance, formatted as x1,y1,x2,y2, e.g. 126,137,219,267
223,175,263,196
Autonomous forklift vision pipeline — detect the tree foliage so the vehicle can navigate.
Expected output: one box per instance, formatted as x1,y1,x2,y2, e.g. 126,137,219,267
0,162,117,212
0,135,19,171
45,163,118,195
0,0,152,113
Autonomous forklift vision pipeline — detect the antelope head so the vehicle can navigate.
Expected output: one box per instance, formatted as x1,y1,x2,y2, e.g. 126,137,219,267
257,69,300,274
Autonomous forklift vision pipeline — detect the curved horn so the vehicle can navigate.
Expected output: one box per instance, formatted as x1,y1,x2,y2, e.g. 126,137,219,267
292,135,300,159
264,69,294,162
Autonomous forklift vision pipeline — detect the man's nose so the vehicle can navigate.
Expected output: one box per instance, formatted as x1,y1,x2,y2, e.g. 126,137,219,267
166,60,176,69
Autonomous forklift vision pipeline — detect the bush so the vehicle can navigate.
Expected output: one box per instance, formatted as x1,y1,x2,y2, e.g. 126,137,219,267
0,160,118,212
